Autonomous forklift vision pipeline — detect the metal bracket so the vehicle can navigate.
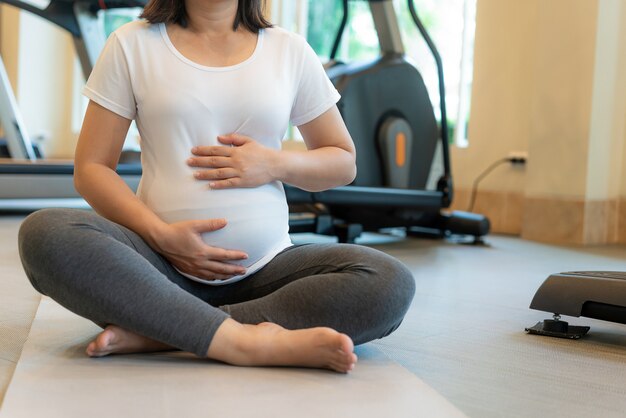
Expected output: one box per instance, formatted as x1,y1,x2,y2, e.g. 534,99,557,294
525,319,590,340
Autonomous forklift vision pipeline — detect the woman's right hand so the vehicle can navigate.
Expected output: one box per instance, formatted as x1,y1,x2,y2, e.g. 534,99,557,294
150,219,248,281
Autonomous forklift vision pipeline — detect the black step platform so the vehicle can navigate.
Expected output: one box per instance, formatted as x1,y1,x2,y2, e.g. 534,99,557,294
526,271,626,339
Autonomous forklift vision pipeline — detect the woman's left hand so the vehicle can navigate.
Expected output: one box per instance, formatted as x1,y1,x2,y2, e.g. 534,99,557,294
187,134,279,189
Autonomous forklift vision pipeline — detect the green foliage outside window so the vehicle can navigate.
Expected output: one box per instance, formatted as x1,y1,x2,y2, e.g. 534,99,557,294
306,0,438,61
103,8,142,38
305,0,471,144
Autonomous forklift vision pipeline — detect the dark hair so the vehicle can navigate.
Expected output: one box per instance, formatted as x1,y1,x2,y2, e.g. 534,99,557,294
140,0,272,33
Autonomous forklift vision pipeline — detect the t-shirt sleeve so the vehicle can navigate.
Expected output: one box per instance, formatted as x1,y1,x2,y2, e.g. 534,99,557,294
289,40,341,127
82,33,137,120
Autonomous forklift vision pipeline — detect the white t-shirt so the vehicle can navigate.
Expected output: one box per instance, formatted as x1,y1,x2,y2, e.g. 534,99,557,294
83,21,340,285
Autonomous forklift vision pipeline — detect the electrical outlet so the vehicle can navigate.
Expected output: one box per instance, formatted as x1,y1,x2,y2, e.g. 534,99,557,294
508,151,528,161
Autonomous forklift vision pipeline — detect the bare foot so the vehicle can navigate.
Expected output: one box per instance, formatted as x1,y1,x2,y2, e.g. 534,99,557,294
86,325,173,357
208,320,358,373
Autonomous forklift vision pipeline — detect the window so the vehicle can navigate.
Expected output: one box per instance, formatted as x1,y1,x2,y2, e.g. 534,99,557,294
306,0,379,62
304,0,477,146
271,1,310,140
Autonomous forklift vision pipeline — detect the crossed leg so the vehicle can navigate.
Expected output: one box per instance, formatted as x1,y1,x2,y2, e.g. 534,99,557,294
19,209,414,373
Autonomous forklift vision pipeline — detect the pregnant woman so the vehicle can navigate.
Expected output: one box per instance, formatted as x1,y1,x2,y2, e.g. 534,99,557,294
18,0,415,373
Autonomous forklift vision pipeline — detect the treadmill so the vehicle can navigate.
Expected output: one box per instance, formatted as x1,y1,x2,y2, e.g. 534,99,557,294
0,0,145,209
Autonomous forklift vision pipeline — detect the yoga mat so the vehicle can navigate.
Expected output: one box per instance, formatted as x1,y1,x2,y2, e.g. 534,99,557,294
0,298,464,418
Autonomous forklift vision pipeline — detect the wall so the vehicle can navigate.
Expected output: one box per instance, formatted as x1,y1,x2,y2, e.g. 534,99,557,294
17,12,77,158
451,0,626,244
0,5,20,94
584,0,626,244
1,5,85,159
450,0,539,234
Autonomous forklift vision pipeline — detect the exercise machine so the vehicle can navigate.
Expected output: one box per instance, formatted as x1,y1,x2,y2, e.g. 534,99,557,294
526,271,626,339
0,0,144,209
287,0,489,243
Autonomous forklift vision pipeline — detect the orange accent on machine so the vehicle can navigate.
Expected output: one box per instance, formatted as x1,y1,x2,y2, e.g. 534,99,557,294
395,132,406,167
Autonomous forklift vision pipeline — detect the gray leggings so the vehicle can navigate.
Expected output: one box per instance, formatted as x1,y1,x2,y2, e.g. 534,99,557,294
18,208,415,357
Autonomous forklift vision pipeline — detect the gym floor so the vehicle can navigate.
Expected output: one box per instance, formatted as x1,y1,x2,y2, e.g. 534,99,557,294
1,213,626,417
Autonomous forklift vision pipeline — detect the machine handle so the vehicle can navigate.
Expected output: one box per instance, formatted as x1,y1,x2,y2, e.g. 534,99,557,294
407,0,451,179
329,0,350,60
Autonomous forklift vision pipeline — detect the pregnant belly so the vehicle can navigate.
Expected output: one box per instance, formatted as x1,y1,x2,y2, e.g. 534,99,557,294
155,201,292,285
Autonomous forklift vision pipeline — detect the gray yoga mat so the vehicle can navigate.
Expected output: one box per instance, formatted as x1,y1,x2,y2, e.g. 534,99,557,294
0,297,464,418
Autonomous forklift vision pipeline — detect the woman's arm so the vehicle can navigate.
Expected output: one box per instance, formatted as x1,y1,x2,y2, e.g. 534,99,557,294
74,101,166,248
189,106,356,192
275,106,356,192
75,101,248,280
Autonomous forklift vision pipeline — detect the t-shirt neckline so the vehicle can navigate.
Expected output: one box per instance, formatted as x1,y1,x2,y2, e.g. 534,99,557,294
159,23,264,72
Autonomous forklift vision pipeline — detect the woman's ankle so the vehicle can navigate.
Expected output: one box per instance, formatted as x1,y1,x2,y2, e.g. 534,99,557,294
206,318,252,364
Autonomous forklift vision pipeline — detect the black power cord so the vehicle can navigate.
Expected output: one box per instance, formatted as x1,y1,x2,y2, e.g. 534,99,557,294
467,156,527,212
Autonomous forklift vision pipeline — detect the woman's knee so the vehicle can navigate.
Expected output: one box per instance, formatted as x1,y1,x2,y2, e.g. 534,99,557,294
19,208,87,254
18,208,93,292
369,249,415,315
340,246,415,344
349,244,414,293
339,244,415,321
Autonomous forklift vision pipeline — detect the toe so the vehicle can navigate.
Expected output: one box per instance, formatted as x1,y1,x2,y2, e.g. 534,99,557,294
98,329,115,346
86,341,97,357
331,359,354,373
